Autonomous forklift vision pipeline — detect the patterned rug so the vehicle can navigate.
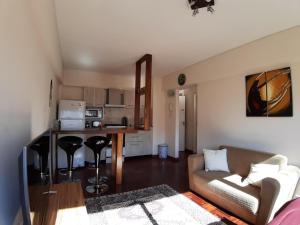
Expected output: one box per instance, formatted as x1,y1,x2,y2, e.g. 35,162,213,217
86,184,226,225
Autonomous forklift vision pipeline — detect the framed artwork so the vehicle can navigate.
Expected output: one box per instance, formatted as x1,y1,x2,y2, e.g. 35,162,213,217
246,67,293,117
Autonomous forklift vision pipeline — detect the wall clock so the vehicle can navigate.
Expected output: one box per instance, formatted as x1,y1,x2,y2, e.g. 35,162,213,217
178,73,186,86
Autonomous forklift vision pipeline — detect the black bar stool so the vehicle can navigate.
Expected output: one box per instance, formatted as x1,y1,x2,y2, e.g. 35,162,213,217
57,136,83,179
30,136,49,179
84,136,110,194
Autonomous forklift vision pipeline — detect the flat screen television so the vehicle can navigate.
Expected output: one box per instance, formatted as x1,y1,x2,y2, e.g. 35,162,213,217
19,130,51,225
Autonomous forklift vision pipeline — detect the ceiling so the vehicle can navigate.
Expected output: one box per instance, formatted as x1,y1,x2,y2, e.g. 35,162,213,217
54,0,300,77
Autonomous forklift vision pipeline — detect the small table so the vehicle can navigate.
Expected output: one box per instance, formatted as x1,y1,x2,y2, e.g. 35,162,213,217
50,128,137,185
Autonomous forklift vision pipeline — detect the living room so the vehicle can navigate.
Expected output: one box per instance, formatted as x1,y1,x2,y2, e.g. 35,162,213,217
1,1,300,225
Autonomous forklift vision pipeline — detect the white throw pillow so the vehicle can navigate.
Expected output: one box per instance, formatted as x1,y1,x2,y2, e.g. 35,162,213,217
203,149,230,172
245,163,280,187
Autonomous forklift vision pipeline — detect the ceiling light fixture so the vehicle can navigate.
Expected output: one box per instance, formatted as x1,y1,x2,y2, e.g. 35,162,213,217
188,0,215,16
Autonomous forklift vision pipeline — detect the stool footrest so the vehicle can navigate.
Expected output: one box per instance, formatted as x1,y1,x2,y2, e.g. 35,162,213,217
85,183,108,194
88,176,109,184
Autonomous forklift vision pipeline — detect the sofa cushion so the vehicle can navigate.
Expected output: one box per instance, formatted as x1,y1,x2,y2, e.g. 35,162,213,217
246,163,280,187
194,171,261,215
203,149,230,172
220,146,287,177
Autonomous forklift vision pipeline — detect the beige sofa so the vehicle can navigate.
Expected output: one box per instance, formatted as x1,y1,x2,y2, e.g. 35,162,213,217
188,146,300,225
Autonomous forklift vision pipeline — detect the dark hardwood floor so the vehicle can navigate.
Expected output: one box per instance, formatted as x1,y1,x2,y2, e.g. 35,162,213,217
55,151,248,225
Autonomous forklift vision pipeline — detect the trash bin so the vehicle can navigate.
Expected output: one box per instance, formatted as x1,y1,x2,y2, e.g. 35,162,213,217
158,144,168,159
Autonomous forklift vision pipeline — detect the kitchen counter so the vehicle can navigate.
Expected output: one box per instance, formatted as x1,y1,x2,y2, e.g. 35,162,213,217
50,127,137,185
51,127,137,134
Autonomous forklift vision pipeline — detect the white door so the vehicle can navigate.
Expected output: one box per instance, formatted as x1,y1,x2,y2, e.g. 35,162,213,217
179,96,186,152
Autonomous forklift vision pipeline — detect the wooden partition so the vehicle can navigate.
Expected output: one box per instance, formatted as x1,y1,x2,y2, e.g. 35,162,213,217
134,54,152,130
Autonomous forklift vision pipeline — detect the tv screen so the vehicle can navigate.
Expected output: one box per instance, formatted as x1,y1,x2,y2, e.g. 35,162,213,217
19,131,51,225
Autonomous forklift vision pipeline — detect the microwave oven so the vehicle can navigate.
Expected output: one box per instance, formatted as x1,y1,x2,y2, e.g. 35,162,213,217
85,107,104,119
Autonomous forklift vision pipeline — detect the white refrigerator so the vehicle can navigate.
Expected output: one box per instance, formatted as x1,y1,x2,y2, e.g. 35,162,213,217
58,100,86,168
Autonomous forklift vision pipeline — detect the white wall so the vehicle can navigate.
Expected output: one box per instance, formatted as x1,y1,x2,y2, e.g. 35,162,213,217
162,26,300,166
164,90,179,158
152,77,166,155
0,0,62,224
63,69,135,89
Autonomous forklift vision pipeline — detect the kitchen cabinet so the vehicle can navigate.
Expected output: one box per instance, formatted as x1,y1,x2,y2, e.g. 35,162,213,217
125,130,153,157
84,87,105,107
124,90,135,107
60,86,83,100
94,88,105,106
107,89,124,105
83,87,94,107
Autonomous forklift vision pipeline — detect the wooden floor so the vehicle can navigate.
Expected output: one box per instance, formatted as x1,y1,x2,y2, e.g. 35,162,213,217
56,151,248,225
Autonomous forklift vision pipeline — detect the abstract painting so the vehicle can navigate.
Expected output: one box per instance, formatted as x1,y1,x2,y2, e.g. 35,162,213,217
246,67,293,117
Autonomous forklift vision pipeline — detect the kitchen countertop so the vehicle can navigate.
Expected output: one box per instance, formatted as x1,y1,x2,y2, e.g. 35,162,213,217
51,127,137,134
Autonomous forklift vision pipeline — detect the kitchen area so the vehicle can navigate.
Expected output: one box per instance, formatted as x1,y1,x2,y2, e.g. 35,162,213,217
57,84,153,167
44,54,154,192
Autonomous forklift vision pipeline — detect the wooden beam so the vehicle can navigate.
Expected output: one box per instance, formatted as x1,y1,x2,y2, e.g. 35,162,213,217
134,62,141,129
144,54,152,130
136,54,152,64
111,134,117,176
140,87,146,95
116,133,124,185
134,54,152,130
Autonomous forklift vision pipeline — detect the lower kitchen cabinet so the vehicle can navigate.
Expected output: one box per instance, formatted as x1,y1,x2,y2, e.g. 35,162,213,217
125,130,153,157
82,130,153,164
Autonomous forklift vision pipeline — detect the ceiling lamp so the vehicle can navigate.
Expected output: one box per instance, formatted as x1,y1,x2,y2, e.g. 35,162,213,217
188,0,215,16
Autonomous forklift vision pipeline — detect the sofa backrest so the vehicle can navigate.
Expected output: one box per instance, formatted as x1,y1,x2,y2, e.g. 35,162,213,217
220,145,288,177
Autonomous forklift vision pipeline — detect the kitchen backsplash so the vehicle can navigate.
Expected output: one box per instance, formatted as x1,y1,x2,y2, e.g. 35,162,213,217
103,107,134,127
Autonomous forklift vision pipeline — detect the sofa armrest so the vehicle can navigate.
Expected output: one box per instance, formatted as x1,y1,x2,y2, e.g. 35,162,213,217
188,154,205,191
257,166,300,225
188,154,205,175
256,178,280,225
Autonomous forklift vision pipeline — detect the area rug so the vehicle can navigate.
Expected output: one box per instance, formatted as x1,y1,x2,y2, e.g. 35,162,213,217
86,184,226,225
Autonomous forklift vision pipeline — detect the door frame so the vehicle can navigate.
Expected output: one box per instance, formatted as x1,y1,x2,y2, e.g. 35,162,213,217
174,85,198,158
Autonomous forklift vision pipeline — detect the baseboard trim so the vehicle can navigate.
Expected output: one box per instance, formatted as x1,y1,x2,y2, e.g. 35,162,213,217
167,156,179,162
147,154,180,162
185,149,195,154
125,154,180,162
124,155,153,161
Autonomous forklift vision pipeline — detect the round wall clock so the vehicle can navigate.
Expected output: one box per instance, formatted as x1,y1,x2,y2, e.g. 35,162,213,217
178,73,186,86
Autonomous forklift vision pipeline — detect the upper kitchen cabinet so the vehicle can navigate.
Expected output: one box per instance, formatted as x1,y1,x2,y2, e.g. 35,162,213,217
94,88,106,107
84,87,105,107
124,89,135,107
61,86,83,100
83,87,94,107
105,88,125,107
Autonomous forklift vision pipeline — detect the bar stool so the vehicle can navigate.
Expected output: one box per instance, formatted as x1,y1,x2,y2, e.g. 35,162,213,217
84,136,110,194
86,134,112,184
57,136,83,179
30,136,49,179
